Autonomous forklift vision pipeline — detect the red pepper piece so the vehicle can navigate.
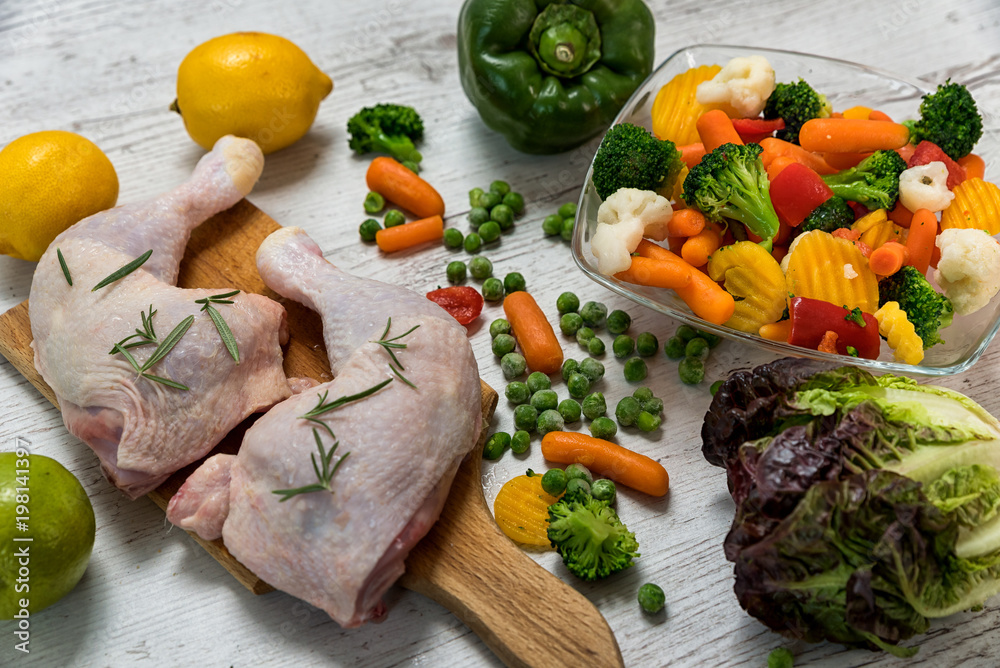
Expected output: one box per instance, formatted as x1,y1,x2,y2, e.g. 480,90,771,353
907,140,967,189
426,286,483,325
731,117,785,144
787,296,880,359
768,162,834,226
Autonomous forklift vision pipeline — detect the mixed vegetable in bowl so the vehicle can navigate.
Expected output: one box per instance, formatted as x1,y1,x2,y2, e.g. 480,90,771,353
585,50,998,369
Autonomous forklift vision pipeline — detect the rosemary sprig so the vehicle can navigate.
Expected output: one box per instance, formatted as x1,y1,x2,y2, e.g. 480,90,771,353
109,305,158,353
271,428,350,502
92,249,153,291
373,317,420,388
195,290,241,364
111,314,194,390
56,248,72,286
299,378,393,439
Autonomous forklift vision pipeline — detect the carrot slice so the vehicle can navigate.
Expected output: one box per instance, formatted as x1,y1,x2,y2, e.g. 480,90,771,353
503,291,563,375
366,156,445,219
868,241,909,276
541,431,669,497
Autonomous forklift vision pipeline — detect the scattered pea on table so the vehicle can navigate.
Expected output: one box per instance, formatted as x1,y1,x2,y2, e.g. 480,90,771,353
679,356,705,385
542,214,563,236
578,357,605,381
606,309,631,334
582,392,606,420
558,398,581,423
443,227,464,248
500,352,526,379
636,332,659,357
479,220,501,243
623,357,647,382
587,336,605,356
468,206,490,229
503,272,526,294
482,278,504,301
590,416,617,439
513,403,538,432
469,256,493,280
526,371,551,394
464,232,482,253
561,358,580,381
536,409,565,436
446,260,467,284
613,334,635,358
541,468,567,495
616,396,641,427
492,333,516,357
530,389,558,412
556,291,580,314
560,312,584,335
505,381,530,404
363,191,385,214
489,318,511,338
510,430,531,454
483,432,511,460
567,372,591,399
580,301,608,328
359,218,381,242
384,209,405,228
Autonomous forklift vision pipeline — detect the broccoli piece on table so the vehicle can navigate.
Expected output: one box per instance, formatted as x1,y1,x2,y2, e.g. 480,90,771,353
547,495,638,581
821,149,907,211
762,78,831,144
347,103,424,167
801,195,854,233
591,122,683,201
904,80,982,160
878,265,954,349
681,142,779,247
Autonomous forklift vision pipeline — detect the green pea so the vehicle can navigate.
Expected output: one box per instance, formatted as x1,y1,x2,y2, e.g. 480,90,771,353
542,214,563,236
623,357,647,382
541,468,567,495
490,204,515,230
613,334,635,358
483,432,510,460
513,404,538,432
676,325,699,342
556,291,580,314
492,333,516,357
482,278,504,302
464,232,482,254
561,358,579,381
364,191,385,214
636,411,662,432
505,381,530,404
767,647,794,668
500,352,526,379
564,463,594,484
446,260,467,284
578,357,605,382
637,583,665,614
478,221,501,243
579,301,608,328
710,380,724,396
634,388,663,416
664,335,686,360
530,389,558,412
636,332,659,357
565,477,591,499
489,318,511,338
591,478,616,503
560,217,575,241
526,371,551,394
489,180,510,196
685,337,710,360
469,256,493,280
616,396,641,427
558,202,577,219
383,209,405,228
606,309,631,334
443,227,464,248
575,326,595,345
359,218,381,242
510,430,531,454
502,191,525,215
503,272,526,294
560,312,584,336
633,387,654,404
679,356,705,385
469,187,485,208
558,398,582,423
567,372,591,399
589,416,617,440
480,191,501,210
587,336,605,356
468,206,490,229
536,409,565,436
581,392,606,420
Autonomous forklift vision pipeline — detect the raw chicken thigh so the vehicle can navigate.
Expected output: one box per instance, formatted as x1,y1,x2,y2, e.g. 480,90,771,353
29,136,291,498
167,227,482,627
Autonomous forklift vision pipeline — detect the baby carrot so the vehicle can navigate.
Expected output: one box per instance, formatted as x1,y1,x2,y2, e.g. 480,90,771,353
634,240,735,325
759,320,791,342
540,431,669,497
798,118,910,153
502,290,563,375
958,153,986,180
678,142,707,169
888,200,913,228
759,137,836,175
614,255,692,289
666,208,706,237
375,215,443,252
822,151,870,170
366,156,445,219
867,109,893,122
905,208,938,275
681,225,721,267
766,155,797,181
868,241,909,276
696,109,743,152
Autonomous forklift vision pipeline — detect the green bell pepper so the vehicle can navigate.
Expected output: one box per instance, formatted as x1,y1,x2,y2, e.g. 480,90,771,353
457,0,655,154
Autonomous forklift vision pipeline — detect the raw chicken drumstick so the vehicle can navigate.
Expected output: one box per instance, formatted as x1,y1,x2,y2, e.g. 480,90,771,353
29,136,291,498
167,227,482,627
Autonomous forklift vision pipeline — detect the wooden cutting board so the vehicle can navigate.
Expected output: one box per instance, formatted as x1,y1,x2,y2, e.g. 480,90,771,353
0,199,623,668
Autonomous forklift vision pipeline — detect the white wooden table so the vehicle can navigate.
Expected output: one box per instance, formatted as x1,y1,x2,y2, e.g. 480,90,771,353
3,0,1000,665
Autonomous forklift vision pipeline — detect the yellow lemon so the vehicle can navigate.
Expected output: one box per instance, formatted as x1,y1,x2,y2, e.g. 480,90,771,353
0,131,118,262
173,32,333,154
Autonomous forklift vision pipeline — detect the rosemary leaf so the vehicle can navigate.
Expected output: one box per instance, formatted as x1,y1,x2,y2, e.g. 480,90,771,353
141,315,194,372
204,304,240,364
91,249,153,292
271,428,350,502
390,364,417,389
303,415,336,440
300,377,393,419
112,342,142,373
141,373,190,391
272,483,329,503
56,248,72,286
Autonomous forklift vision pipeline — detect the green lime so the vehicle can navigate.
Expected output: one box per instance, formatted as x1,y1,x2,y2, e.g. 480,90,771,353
1,453,96,619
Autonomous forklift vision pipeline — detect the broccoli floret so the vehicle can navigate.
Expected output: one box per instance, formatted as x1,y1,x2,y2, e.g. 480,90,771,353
821,149,907,211
762,79,832,144
347,103,424,167
681,142,780,246
591,123,683,201
904,81,982,160
801,196,854,233
878,265,954,349
547,496,639,581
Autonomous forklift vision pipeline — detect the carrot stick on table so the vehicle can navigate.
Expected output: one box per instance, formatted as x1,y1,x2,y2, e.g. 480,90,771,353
614,255,692,289
502,290,563,375
666,208,706,237
759,137,836,175
696,109,743,153
905,208,938,274
540,431,669,497
375,215,443,252
633,240,735,325
868,241,909,276
366,156,445,219
798,118,911,153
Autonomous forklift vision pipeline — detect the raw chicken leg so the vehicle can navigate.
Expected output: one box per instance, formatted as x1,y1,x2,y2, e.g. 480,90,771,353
29,136,291,498
168,227,482,627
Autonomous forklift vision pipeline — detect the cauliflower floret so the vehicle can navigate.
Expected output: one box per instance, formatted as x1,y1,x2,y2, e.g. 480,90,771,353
933,228,1000,315
592,188,673,276
899,162,955,213
695,55,776,119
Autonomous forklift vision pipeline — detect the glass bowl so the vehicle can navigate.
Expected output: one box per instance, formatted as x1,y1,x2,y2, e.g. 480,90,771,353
572,44,999,376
